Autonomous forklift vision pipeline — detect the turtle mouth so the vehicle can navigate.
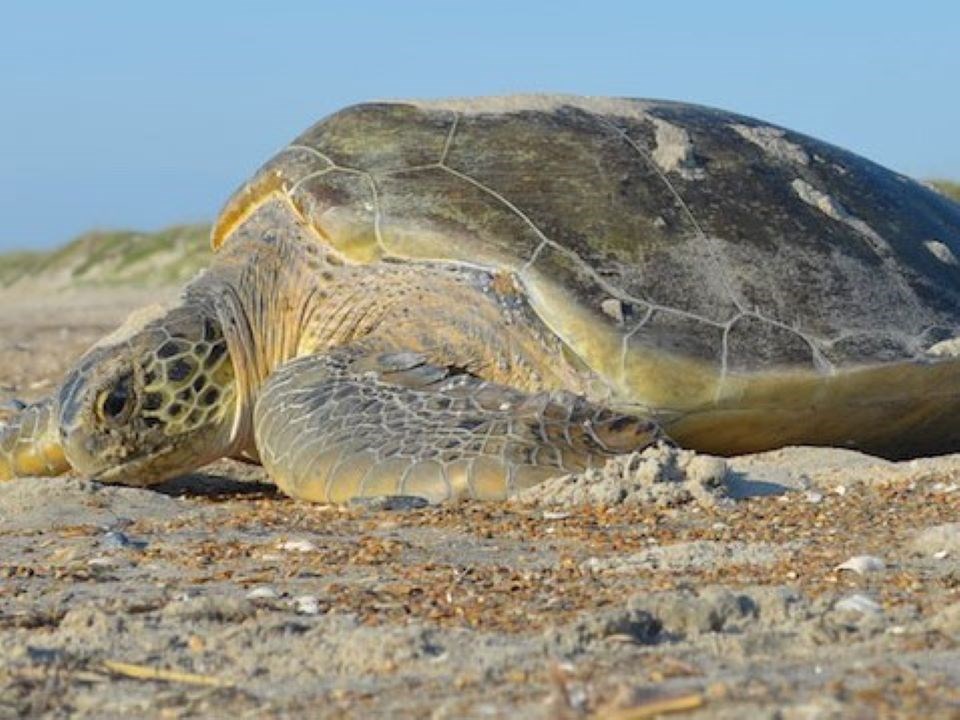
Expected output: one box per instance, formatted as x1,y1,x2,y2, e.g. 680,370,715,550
83,445,178,487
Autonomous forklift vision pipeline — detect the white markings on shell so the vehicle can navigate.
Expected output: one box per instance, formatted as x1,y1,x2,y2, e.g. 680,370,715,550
600,298,625,324
405,94,657,120
649,117,705,180
926,337,960,358
791,179,890,256
924,239,959,266
731,124,809,165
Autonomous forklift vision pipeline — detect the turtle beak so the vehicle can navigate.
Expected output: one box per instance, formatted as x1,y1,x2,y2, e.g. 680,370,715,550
85,445,178,486
57,352,139,480
57,367,103,475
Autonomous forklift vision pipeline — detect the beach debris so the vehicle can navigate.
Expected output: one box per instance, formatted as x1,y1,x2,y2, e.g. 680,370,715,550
930,481,959,494
87,556,117,568
348,495,431,512
245,586,280,601
294,595,322,615
102,659,230,687
834,594,882,615
835,555,885,575
277,539,318,553
101,530,148,551
589,685,706,719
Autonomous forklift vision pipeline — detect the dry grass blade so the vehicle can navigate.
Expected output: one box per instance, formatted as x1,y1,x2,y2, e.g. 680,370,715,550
102,660,230,688
592,691,705,719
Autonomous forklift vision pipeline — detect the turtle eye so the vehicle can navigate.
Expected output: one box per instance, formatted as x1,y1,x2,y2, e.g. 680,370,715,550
96,373,135,424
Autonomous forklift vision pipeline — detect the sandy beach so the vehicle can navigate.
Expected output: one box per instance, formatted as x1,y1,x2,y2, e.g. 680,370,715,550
1,288,958,718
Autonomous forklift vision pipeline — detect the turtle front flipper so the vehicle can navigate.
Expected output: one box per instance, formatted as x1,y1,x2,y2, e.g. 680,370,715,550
0,397,70,480
253,348,660,503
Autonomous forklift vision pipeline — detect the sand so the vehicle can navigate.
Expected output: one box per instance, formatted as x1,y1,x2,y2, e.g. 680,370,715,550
1,289,959,718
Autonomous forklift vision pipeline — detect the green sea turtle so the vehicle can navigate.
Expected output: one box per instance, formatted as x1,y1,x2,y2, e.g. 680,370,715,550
3,95,960,502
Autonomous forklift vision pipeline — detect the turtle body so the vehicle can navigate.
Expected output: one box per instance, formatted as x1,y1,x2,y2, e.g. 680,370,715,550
3,96,960,502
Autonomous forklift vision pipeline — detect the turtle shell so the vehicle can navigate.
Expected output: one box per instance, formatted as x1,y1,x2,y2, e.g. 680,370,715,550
212,96,960,457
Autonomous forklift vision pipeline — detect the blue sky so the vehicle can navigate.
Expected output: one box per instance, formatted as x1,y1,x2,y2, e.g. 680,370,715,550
1,1,957,250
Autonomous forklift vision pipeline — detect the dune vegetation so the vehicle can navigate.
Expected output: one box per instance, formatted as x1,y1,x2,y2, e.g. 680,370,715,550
0,224,211,289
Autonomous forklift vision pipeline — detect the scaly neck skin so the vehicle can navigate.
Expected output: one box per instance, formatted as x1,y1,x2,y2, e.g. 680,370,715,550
189,235,326,458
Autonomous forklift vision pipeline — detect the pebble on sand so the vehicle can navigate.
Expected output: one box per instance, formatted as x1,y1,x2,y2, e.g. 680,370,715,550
278,539,319,553
294,596,322,615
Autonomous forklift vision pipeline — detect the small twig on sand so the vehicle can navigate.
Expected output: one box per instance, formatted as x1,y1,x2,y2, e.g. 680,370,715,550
102,660,230,688
592,691,705,720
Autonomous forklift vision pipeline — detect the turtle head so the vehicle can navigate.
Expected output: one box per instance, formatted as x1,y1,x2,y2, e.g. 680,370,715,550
58,303,239,486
